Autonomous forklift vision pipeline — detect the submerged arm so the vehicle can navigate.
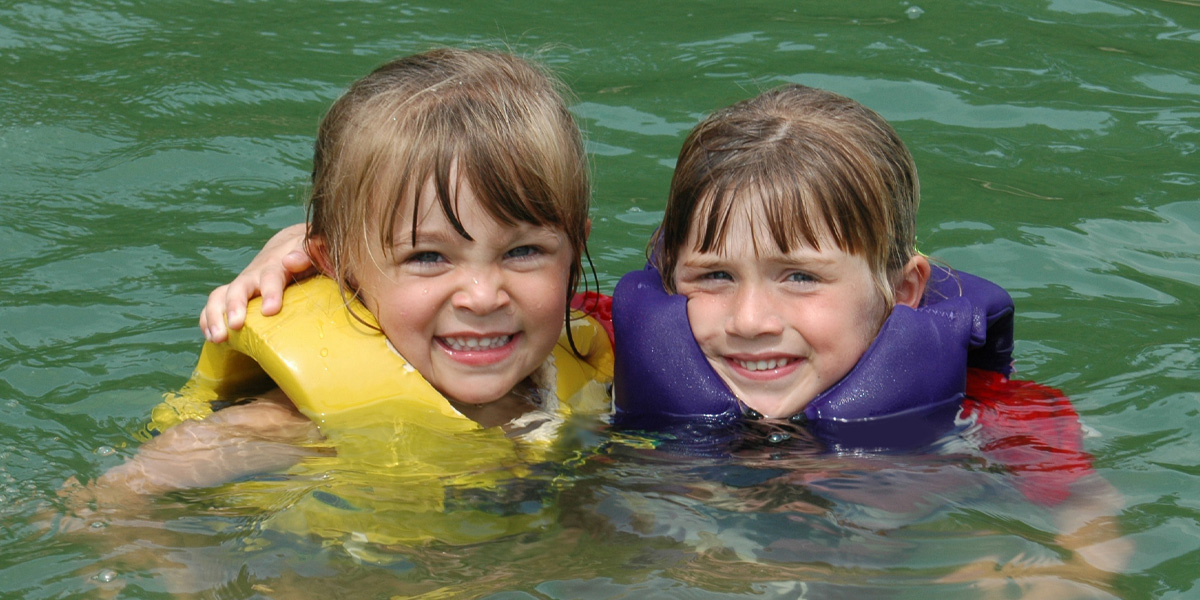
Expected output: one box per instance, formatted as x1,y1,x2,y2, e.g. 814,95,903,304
940,472,1131,599
84,390,324,504
1050,473,1131,577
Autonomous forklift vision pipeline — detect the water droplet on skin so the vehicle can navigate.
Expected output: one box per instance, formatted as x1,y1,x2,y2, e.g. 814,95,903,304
90,521,107,529
94,569,118,583
320,348,329,357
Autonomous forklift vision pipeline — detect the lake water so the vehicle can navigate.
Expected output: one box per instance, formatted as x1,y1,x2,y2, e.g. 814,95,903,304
2,1,1198,598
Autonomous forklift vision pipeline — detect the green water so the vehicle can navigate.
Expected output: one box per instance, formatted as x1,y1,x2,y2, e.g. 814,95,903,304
2,0,1198,598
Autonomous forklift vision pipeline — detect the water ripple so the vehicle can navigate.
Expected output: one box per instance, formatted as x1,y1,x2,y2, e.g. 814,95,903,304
782,74,1112,132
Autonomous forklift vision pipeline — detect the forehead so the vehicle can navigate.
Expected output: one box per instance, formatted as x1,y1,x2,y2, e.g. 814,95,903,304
375,175,479,237
684,189,837,257
379,176,565,249
370,153,573,244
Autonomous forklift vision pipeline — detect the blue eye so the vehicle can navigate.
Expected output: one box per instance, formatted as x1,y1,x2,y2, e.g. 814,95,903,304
702,271,733,281
786,271,817,283
506,245,542,259
409,251,444,264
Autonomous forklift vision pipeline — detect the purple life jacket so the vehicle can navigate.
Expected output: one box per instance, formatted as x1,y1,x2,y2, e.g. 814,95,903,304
611,264,1015,450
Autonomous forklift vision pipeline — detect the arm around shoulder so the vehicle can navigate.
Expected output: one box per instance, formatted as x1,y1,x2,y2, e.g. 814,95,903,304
200,223,314,343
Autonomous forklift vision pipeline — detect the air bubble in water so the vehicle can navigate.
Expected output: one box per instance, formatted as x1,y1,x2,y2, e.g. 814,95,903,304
95,446,115,457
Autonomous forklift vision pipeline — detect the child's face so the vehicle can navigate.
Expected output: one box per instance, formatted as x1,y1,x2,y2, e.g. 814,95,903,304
673,204,887,419
353,179,573,406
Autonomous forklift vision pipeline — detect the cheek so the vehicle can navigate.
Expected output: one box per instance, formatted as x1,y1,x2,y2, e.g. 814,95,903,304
840,294,887,357
859,291,889,334
520,275,570,339
684,296,721,343
375,287,435,339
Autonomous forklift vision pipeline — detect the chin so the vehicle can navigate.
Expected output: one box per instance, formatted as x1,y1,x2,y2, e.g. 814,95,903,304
444,381,520,405
445,391,505,405
743,395,810,419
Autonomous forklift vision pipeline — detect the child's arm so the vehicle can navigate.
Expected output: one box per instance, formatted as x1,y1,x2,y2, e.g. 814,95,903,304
946,373,1131,596
200,223,314,343
80,390,324,506
941,474,1129,599
1050,473,1131,576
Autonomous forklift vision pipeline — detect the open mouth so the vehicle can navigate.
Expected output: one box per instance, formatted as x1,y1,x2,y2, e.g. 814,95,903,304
724,354,801,381
439,334,514,352
436,333,520,367
734,357,791,372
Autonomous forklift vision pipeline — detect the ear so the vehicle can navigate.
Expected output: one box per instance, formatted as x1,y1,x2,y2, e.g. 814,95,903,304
893,254,931,308
306,235,337,279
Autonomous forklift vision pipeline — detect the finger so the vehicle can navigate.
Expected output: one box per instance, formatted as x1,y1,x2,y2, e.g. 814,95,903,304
223,279,254,329
281,249,315,275
258,267,288,316
201,285,231,343
199,306,210,340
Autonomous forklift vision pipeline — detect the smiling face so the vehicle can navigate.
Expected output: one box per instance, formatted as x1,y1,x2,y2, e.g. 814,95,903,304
673,203,888,419
351,178,573,406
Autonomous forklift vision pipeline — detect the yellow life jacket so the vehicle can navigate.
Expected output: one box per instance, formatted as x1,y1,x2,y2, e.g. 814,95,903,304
150,275,614,437
146,275,614,547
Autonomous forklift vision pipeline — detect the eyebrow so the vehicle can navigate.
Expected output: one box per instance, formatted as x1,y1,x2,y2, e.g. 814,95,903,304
776,253,840,270
392,221,561,249
677,254,727,269
390,227,462,248
681,248,841,270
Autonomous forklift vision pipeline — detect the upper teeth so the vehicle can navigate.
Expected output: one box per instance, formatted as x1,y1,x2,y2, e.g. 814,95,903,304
737,358,790,372
443,335,512,351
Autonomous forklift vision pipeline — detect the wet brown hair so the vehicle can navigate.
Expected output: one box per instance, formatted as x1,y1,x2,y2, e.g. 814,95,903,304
307,48,590,304
653,84,919,309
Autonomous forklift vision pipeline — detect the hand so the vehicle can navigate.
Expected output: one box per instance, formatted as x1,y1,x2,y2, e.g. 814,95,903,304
200,223,314,342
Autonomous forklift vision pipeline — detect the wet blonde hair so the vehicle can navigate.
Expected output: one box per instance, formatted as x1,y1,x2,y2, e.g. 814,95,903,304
653,84,919,310
307,48,590,303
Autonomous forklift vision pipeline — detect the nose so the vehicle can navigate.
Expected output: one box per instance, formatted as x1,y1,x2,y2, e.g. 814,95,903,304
726,282,784,339
451,266,511,314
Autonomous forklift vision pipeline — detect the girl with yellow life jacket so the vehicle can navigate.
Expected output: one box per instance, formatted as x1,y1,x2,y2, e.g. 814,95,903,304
83,48,614,545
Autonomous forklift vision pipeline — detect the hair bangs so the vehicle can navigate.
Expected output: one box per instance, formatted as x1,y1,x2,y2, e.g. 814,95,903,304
691,161,841,263
366,84,567,257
